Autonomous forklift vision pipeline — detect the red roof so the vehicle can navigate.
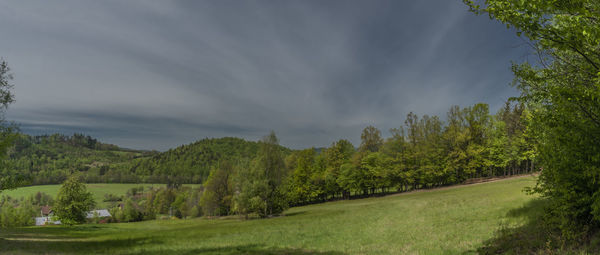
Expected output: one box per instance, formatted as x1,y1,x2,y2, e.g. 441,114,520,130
41,205,53,215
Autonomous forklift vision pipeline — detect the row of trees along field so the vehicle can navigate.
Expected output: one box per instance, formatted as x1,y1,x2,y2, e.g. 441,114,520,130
199,101,536,217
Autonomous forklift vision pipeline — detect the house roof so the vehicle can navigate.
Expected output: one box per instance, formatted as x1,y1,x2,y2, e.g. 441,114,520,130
86,209,112,218
41,205,53,215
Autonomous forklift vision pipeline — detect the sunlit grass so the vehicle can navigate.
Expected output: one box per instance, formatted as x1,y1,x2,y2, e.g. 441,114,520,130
0,176,538,254
1,184,200,208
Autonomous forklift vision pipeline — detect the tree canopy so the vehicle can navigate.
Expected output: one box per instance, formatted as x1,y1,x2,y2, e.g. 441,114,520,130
0,59,17,193
54,176,96,225
465,0,600,240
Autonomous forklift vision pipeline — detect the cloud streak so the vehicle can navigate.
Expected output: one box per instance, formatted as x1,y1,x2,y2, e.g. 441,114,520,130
0,0,528,150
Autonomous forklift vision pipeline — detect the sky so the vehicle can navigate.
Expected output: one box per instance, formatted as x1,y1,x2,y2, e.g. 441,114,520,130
0,0,530,151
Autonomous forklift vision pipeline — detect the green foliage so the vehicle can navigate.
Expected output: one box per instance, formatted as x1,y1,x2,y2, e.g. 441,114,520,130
465,0,600,241
284,102,536,206
200,161,234,216
0,195,36,228
109,185,203,222
0,177,539,254
234,132,288,218
1,135,292,186
0,133,153,185
0,59,18,194
54,176,95,225
129,137,278,185
359,125,383,153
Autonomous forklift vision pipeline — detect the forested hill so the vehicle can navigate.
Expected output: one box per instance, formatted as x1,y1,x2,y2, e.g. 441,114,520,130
1,134,291,185
1,133,155,185
125,137,290,184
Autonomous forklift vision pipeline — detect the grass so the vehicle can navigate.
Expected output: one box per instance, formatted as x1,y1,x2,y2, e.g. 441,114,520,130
0,176,539,254
1,184,200,208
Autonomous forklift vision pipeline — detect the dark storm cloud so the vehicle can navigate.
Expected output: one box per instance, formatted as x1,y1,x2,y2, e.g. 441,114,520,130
0,0,528,150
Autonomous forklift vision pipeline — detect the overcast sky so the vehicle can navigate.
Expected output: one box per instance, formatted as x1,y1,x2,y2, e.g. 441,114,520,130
0,0,529,150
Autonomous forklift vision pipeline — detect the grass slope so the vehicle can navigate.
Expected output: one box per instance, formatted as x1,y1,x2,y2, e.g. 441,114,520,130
2,184,200,208
0,176,538,254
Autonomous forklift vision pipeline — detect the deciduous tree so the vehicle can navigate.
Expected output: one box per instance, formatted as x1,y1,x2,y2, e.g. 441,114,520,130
54,176,95,224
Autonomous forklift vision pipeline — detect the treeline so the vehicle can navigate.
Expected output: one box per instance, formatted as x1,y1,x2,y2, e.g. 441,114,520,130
200,102,537,217
287,102,535,205
108,186,203,222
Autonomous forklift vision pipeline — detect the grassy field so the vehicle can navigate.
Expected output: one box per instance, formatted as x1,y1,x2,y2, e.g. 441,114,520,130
0,176,539,254
1,184,200,208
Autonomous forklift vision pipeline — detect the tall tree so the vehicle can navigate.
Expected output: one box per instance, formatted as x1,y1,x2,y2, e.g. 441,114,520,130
287,148,317,204
464,103,492,178
323,140,355,199
359,125,383,153
234,131,288,217
0,59,18,194
465,0,600,239
200,161,234,216
54,176,96,225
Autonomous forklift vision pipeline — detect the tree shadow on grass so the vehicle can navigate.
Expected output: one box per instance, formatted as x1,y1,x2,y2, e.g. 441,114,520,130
283,210,308,217
475,199,551,254
0,233,160,254
2,224,114,240
474,198,600,254
124,244,346,255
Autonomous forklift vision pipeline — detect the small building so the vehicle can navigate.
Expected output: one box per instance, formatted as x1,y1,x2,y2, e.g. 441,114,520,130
34,208,111,226
35,205,61,226
41,205,53,217
86,209,112,219
35,216,61,226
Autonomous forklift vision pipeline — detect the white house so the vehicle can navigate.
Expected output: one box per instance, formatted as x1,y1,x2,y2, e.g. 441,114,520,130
86,209,111,218
35,205,61,226
35,217,61,226
33,207,111,226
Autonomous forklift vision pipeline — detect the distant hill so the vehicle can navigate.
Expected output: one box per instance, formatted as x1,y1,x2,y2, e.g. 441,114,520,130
1,134,291,185
126,137,290,184
1,133,154,185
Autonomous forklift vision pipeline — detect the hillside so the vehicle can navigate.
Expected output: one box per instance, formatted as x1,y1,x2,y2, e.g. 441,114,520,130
1,134,292,185
0,176,539,254
125,137,273,184
0,133,153,185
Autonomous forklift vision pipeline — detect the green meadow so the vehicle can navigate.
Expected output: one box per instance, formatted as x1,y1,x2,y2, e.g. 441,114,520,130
1,184,201,208
0,176,540,254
